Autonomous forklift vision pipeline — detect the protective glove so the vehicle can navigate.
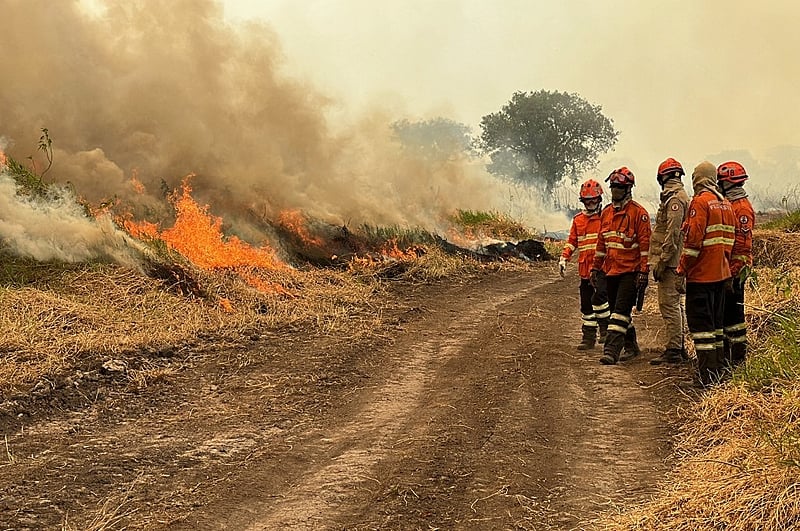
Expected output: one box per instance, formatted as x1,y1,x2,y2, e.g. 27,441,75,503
636,271,649,290
558,257,567,276
590,269,601,289
652,261,666,282
675,275,686,295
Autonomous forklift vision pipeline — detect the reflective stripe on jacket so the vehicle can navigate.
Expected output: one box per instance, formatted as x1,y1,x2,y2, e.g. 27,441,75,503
678,190,735,282
561,210,601,279
729,197,755,277
592,200,651,276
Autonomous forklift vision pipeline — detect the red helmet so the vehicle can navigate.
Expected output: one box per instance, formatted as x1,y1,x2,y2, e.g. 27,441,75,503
717,161,748,184
606,166,635,186
579,179,603,200
657,157,685,178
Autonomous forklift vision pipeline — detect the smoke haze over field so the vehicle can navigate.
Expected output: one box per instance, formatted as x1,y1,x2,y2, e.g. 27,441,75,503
0,0,566,264
222,0,800,210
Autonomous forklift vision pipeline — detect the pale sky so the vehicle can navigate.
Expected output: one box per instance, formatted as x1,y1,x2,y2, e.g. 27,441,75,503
221,0,800,192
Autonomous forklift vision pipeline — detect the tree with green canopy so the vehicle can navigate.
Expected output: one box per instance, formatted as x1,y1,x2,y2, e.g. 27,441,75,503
479,90,618,196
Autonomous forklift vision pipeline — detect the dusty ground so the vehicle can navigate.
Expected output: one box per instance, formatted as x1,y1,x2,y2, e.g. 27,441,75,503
0,263,701,530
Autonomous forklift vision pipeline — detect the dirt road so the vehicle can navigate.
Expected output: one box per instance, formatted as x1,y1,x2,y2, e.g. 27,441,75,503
0,264,697,530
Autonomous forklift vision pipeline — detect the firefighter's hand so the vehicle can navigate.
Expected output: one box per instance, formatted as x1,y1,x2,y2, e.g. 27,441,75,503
675,275,686,294
724,277,734,292
652,261,666,282
558,257,567,276
590,269,601,288
636,271,649,289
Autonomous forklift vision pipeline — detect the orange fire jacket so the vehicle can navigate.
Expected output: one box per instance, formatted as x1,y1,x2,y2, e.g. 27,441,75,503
561,210,601,279
677,190,735,283
592,200,651,276
729,197,755,277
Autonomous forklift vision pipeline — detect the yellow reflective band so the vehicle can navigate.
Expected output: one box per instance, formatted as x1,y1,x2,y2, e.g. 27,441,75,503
595,251,606,257
732,255,750,262
683,248,701,257
593,303,609,311
705,224,735,233
694,343,717,351
610,313,631,324
578,244,596,252
730,336,748,344
640,251,649,256
691,331,717,340
702,237,735,247
724,323,747,332
608,324,628,334
577,233,598,241
565,243,576,251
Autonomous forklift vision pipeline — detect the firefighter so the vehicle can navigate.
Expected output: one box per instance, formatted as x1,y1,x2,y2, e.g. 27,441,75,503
717,161,755,367
676,161,735,387
591,167,651,365
559,179,610,350
649,158,690,365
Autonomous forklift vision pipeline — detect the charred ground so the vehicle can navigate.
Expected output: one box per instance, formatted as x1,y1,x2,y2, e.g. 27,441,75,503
0,264,699,530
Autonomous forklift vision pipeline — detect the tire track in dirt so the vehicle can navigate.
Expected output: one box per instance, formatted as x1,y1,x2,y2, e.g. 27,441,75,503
243,275,553,530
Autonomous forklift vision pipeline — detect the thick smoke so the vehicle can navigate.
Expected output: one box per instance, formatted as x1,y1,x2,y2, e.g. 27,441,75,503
0,173,143,264
0,0,564,262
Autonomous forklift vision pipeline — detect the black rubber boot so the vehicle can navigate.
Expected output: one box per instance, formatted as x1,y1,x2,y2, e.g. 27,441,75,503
577,325,597,351
600,330,623,365
730,342,747,367
597,320,608,344
619,327,641,362
650,348,684,365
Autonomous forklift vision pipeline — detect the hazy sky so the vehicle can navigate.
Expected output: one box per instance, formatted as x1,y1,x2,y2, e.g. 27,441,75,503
1,0,797,263
222,0,800,183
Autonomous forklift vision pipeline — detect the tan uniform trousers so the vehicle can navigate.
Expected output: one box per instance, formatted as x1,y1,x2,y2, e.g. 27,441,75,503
658,268,687,350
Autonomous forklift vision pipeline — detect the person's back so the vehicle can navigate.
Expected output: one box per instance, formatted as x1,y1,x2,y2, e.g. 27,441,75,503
677,161,735,386
717,161,756,367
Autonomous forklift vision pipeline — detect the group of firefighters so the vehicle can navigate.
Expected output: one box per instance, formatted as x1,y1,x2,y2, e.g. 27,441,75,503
559,159,754,387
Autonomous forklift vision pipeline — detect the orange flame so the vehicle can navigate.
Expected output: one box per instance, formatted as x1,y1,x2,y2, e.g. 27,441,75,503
159,176,284,270
0,150,6,167
277,209,323,247
130,170,145,194
381,239,418,260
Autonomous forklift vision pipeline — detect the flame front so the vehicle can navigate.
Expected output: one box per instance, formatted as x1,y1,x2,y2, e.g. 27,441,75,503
161,178,283,270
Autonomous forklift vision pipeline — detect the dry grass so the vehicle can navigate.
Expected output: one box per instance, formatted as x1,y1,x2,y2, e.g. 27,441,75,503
0,258,384,394
0,243,517,395
594,228,800,530
596,384,800,530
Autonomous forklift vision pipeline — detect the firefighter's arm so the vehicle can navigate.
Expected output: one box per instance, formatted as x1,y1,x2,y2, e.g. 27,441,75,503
592,223,606,272
660,197,686,265
730,204,755,276
561,218,579,261
677,198,704,275
637,208,651,273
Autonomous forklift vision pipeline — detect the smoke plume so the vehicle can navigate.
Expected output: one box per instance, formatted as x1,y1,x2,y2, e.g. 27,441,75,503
0,0,564,262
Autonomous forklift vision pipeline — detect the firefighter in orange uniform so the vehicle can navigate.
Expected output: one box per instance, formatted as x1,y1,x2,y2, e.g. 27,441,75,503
676,161,735,386
560,179,609,350
591,167,651,365
717,161,755,367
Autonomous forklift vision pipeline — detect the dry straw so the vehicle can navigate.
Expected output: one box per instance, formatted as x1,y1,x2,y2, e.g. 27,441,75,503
594,228,800,530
